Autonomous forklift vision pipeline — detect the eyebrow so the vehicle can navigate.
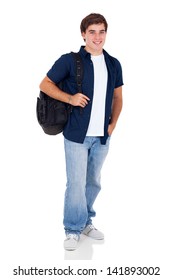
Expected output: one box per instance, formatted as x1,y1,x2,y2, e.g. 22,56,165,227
88,29,106,32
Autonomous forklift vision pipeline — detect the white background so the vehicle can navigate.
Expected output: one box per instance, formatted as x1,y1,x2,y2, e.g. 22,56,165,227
0,0,173,279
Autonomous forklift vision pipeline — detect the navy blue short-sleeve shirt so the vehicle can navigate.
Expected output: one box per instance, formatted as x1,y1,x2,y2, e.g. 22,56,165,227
47,46,123,144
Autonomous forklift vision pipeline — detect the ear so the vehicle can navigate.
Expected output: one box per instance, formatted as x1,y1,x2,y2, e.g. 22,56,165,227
81,32,86,40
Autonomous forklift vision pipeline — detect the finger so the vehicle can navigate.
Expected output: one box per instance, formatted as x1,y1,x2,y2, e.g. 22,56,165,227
80,93,90,101
84,96,90,101
80,100,87,107
79,97,87,105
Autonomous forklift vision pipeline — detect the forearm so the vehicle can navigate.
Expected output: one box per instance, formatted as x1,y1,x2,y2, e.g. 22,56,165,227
39,76,71,104
39,76,90,107
108,86,123,136
110,94,123,127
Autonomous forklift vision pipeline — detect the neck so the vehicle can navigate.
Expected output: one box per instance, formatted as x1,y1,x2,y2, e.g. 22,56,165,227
84,46,103,56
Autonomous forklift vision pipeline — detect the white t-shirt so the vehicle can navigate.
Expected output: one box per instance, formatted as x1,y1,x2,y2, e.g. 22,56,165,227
86,53,108,136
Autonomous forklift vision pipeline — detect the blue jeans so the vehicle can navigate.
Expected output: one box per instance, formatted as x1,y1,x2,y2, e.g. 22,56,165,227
63,136,110,235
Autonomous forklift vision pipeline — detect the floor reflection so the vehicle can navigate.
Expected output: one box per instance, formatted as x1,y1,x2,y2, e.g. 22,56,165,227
64,234,104,260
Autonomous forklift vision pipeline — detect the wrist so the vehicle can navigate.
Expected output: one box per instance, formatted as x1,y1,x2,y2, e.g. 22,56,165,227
109,121,116,128
68,95,72,104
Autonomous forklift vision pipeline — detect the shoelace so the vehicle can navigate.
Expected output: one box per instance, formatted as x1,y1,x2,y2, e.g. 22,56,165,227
67,234,78,240
88,224,96,230
86,224,98,233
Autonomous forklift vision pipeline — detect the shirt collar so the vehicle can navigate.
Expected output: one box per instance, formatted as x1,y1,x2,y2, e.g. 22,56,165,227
79,46,91,58
79,45,109,59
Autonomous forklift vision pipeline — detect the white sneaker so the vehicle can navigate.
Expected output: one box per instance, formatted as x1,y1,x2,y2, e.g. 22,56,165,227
82,224,104,240
64,233,79,251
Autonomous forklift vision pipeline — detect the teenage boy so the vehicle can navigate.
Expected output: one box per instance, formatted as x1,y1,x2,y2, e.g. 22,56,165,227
39,13,123,250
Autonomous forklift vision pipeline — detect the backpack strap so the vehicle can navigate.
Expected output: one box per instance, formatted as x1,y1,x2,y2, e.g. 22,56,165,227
71,52,83,93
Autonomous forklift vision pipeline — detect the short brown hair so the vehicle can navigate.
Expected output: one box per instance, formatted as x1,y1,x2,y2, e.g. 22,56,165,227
80,13,108,33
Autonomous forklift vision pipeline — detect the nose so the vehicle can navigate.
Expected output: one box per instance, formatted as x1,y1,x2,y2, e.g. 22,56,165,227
94,33,101,40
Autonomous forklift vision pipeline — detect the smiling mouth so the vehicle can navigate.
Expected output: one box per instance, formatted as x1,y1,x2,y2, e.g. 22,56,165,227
93,41,102,45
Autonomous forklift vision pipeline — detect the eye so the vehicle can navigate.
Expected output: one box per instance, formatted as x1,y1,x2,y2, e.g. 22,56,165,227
100,30,106,34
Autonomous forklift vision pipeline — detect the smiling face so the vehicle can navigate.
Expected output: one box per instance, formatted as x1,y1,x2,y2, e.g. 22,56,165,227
82,23,107,56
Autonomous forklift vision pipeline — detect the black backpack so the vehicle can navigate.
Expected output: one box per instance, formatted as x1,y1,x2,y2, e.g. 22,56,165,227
36,52,83,135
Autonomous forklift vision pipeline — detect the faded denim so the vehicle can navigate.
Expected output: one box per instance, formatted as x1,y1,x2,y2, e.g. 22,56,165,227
63,136,110,235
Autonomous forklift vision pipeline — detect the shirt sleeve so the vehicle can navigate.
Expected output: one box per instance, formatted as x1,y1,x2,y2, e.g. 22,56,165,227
47,54,71,85
114,59,124,88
